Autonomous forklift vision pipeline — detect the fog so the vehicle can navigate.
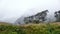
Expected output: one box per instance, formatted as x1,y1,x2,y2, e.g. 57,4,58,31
0,0,60,23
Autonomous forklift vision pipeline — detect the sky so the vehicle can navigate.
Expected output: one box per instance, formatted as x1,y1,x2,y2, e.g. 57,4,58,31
0,0,60,23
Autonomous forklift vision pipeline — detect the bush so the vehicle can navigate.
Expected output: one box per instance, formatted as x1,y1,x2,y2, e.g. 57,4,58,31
52,29,60,34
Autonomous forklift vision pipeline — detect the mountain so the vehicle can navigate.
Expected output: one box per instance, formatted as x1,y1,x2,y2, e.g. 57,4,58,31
15,9,39,24
15,10,50,24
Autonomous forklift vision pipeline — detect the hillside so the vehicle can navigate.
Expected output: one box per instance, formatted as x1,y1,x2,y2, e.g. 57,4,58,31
0,22,12,25
0,22,60,34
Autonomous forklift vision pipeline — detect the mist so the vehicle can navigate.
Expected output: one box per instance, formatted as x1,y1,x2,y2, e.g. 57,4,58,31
0,0,60,23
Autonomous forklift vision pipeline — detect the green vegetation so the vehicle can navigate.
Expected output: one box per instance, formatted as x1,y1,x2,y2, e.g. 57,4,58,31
0,22,60,34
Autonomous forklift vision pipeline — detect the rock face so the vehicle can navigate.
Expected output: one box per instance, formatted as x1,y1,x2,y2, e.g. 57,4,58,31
54,10,60,22
24,10,48,24
15,10,49,24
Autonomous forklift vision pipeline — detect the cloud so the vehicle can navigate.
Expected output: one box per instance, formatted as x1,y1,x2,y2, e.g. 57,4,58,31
0,0,60,23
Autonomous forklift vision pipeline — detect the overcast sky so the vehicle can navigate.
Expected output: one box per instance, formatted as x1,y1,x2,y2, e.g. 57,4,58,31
0,0,60,23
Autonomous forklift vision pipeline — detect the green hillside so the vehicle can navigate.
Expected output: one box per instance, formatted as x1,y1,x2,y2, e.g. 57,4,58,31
0,22,60,34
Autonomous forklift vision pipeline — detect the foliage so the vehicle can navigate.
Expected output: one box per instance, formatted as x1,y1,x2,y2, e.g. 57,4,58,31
0,23,60,34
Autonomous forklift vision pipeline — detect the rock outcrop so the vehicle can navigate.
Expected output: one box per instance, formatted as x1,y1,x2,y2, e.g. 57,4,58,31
15,10,49,24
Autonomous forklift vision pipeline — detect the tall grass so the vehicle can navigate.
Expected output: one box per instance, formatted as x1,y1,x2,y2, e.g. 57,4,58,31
0,22,60,34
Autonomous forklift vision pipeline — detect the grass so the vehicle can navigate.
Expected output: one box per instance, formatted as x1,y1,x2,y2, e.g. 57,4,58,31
0,22,60,34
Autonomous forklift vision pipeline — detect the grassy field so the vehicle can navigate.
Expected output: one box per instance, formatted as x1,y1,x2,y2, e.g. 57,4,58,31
0,22,60,34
